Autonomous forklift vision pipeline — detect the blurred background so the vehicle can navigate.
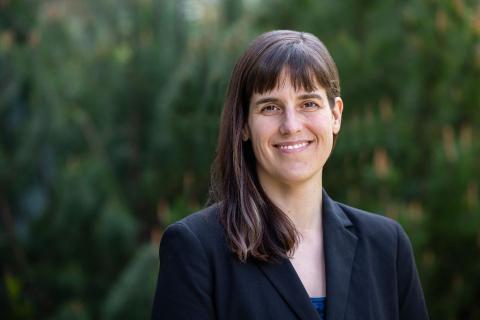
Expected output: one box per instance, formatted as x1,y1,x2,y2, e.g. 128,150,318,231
1,0,479,319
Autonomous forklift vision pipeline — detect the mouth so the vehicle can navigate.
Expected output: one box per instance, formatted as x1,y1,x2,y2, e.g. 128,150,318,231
273,140,313,152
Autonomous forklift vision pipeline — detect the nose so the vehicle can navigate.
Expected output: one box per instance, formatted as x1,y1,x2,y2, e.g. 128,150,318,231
279,108,302,135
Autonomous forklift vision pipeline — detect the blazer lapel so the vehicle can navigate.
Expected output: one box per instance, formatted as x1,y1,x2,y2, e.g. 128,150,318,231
257,258,321,320
322,190,358,320
256,190,357,320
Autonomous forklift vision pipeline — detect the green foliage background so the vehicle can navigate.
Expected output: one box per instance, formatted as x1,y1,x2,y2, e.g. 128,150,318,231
1,0,479,319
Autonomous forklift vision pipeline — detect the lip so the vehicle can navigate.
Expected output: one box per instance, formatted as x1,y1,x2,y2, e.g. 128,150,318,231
273,140,313,153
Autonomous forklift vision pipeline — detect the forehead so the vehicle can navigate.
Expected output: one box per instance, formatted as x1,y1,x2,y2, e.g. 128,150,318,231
251,66,322,93
250,70,326,98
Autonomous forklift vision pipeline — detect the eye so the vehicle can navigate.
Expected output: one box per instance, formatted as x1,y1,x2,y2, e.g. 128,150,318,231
302,101,320,110
260,104,281,114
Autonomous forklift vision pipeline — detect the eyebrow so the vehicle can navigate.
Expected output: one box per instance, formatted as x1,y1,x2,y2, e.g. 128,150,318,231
297,93,324,101
253,93,324,106
254,97,281,106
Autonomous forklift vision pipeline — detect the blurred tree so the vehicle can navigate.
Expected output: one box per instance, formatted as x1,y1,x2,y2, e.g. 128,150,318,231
0,0,192,318
1,0,40,318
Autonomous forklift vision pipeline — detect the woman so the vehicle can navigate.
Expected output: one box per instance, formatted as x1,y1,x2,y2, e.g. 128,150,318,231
151,30,429,320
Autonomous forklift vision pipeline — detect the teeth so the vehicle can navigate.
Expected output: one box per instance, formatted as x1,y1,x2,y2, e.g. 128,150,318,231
278,142,309,150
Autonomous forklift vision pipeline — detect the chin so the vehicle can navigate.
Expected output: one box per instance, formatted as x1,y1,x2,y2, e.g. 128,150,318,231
275,169,322,186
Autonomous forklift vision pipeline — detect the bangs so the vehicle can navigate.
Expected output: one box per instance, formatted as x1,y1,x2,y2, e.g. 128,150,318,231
245,41,331,98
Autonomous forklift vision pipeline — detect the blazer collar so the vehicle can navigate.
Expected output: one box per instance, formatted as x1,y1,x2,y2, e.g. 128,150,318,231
257,258,321,320
256,189,358,320
322,189,358,320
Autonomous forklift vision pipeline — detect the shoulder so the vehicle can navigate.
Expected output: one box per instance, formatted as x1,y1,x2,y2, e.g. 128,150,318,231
161,203,226,255
337,201,400,232
330,199,428,317
332,199,419,274
171,203,223,237
334,200,409,249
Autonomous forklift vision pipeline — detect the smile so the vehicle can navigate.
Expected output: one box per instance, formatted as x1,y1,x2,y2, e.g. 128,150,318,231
274,140,312,152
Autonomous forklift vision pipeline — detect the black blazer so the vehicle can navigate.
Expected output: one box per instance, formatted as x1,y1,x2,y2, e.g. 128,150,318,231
151,190,429,320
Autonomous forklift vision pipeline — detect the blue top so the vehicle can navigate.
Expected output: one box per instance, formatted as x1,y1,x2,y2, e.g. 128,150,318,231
310,297,326,319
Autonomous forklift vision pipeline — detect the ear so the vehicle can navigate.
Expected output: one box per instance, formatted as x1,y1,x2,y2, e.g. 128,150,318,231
332,97,343,134
242,125,250,141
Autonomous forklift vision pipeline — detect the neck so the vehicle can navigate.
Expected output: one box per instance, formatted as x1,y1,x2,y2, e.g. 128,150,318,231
258,173,323,233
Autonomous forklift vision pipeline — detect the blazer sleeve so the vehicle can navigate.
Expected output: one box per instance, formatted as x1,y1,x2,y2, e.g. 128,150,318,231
396,223,429,320
151,222,215,320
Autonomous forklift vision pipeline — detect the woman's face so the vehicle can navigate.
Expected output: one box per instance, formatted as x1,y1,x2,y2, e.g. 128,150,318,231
245,73,343,189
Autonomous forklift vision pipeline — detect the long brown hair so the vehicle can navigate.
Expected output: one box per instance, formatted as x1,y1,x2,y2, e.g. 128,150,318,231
209,30,341,262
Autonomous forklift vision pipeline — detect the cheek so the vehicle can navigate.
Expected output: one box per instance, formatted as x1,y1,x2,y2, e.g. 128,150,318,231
308,113,335,137
248,120,277,161
249,119,275,144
